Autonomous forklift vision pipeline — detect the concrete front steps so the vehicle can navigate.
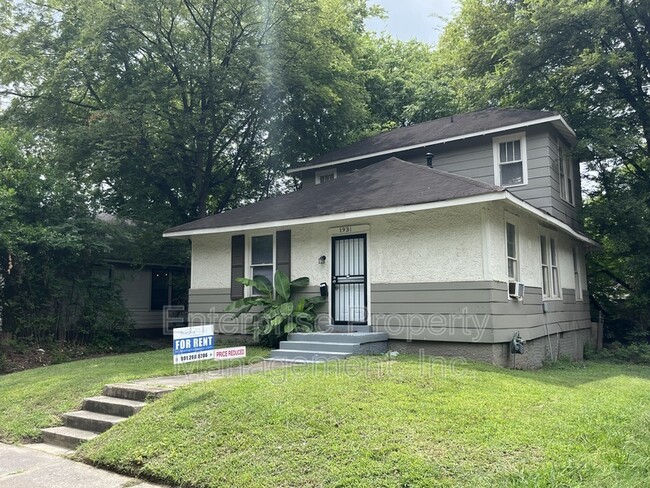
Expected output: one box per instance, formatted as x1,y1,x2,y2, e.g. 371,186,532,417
267,328,388,363
41,383,173,450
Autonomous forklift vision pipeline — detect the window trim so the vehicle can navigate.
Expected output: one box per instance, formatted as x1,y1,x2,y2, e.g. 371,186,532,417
540,233,562,300
493,132,528,188
315,168,337,185
246,233,276,297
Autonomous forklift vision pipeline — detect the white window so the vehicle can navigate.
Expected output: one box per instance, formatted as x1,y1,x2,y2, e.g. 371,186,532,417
558,142,575,205
540,234,561,299
506,222,519,281
315,168,336,184
493,132,527,187
573,246,583,301
250,235,274,295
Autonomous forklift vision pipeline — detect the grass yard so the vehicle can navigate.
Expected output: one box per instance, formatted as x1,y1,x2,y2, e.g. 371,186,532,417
0,346,269,443
76,357,650,488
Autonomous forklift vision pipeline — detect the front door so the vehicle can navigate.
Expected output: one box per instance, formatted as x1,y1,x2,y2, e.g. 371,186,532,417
331,234,367,325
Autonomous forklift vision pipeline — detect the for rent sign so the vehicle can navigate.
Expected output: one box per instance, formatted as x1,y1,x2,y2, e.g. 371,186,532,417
173,324,215,365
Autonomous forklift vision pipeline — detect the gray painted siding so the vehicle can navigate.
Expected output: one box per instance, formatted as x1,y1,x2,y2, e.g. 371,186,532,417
189,282,591,345
188,286,325,334
188,288,248,333
299,124,581,230
370,281,591,344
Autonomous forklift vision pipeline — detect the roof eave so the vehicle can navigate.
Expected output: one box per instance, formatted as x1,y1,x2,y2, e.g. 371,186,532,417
503,193,598,247
163,192,506,238
287,114,576,175
163,189,597,247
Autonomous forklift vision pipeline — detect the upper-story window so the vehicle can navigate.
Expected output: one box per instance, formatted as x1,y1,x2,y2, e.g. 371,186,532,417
493,132,528,187
315,168,337,184
558,141,575,206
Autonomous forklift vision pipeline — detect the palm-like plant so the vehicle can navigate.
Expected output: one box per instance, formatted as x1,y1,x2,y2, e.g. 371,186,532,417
225,270,325,343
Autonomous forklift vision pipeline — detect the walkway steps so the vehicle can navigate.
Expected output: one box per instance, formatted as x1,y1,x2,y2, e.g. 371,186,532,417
41,426,98,449
40,383,171,450
83,396,145,417
61,411,126,433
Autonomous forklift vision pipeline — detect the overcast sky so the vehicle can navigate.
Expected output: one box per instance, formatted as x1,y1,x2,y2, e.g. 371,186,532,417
365,0,457,46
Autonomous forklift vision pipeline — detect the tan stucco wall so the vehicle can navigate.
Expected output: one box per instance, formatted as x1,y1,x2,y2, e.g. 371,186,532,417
487,201,588,296
189,203,487,290
191,234,232,289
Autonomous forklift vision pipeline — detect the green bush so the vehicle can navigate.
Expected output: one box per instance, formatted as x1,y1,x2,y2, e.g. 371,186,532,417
586,342,650,364
226,270,325,347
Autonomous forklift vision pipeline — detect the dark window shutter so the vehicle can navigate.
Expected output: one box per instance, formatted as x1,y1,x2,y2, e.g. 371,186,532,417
276,230,291,280
231,234,245,300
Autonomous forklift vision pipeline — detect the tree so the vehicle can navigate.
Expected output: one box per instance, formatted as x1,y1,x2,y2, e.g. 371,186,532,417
0,128,133,344
438,0,650,341
0,0,375,225
359,36,458,132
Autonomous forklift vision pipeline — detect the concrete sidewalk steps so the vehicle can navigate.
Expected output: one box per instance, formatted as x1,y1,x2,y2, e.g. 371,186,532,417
41,383,173,450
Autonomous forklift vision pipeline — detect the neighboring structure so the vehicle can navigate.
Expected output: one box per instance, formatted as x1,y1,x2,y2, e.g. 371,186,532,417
105,260,188,333
98,214,189,335
164,108,597,368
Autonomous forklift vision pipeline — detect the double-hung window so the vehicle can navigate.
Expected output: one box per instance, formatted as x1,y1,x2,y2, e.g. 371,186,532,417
558,142,575,205
250,235,274,294
494,133,527,187
231,231,291,300
572,246,583,301
506,222,519,281
540,235,561,299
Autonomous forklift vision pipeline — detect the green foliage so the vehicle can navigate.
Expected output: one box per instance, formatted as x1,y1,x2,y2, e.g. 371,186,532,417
586,342,650,365
0,128,133,345
0,0,378,222
78,358,650,487
226,270,324,345
358,36,457,131
438,0,650,343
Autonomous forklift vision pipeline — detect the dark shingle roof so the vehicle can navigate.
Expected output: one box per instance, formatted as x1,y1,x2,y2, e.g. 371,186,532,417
164,158,503,235
289,108,562,171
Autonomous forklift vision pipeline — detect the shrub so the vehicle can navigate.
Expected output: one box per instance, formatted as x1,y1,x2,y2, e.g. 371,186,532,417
586,342,650,364
226,270,325,347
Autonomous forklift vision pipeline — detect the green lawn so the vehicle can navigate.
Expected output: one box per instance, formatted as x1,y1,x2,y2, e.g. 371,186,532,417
75,357,650,488
0,346,269,443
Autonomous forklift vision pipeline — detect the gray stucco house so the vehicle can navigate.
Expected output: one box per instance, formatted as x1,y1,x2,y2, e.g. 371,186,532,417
164,108,598,368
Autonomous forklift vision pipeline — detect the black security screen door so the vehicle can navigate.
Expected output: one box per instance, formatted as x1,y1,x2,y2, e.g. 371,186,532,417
331,234,368,325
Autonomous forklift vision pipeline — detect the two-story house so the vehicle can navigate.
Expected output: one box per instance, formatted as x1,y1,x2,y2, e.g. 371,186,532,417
164,108,598,368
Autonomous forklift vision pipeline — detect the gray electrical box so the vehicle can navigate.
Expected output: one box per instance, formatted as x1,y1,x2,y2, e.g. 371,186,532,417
511,332,525,354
